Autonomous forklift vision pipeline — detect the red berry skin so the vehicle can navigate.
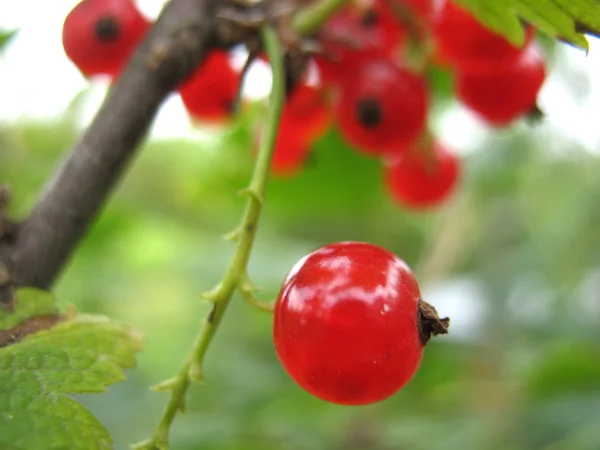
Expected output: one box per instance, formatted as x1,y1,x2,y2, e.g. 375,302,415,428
385,141,459,209
335,60,428,157
285,83,330,141
456,45,545,126
315,6,405,86
62,0,150,77
274,242,424,405
270,121,312,177
179,50,240,123
433,1,533,73
266,82,330,176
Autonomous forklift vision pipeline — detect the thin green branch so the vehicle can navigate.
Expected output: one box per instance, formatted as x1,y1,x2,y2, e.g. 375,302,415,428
293,0,350,35
132,26,285,450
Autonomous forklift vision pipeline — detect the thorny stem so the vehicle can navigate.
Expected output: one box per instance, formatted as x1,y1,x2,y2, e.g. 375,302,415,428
132,26,285,450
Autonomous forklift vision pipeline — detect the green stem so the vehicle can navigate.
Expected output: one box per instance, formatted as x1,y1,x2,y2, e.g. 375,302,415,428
293,0,350,35
132,26,285,450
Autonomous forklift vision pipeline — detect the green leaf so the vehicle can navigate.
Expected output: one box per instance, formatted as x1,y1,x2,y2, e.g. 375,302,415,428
0,291,142,450
0,30,17,52
453,0,594,50
0,288,58,330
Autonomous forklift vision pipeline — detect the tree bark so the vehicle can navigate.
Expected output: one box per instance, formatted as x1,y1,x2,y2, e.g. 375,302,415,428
5,0,220,290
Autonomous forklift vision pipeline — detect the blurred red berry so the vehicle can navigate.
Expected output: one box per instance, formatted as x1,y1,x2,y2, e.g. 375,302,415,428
432,0,533,73
285,82,330,141
62,0,150,77
179,50,240,124
270,121,313,177
335,59,428,157
315,6,406,86
456,45,546,126
385,141,459,209
265,82,330,177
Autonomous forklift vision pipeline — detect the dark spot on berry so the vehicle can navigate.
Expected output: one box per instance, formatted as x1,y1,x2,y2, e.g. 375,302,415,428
356,98,382,128
95,16,121,42
361,9,380,28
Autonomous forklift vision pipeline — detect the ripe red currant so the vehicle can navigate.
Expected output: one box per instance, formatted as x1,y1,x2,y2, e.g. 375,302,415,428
335,59,428,157
456,45,546,126
270,121,313,177
179,50,240,124
273,241,449,405
432,0,532,73
263,83,329,177
62,0,150,77
314,6,405,86
284,82,330,141
385,141,460,209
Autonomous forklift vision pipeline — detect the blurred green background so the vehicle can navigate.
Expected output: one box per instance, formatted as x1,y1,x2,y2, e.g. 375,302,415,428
2,39,600,450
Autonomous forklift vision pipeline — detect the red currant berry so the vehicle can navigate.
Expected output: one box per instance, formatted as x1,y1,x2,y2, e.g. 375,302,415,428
62,0,150,77
285,82,330,141
335,59,428,157
179,50,240,124
432,0,532,73
273,241,449,405
261,83,329,177
314,6,405,86
385,141,459,209
270,121,313,177
456,45,546,126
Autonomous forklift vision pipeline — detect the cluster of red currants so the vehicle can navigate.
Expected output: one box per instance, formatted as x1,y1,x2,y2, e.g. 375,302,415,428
62,0,547,211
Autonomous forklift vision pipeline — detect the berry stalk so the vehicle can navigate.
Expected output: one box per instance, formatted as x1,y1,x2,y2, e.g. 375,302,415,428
132,25,285,450
294,0,350,35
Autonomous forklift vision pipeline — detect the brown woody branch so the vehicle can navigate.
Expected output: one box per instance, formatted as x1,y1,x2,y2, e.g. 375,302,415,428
0,0,228,295
0,0,326,302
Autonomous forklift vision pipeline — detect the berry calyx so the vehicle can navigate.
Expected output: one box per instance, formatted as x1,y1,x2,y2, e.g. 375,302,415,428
273,241,449,405
62,0,150,77
456,45,546,126
432,0,532,73
385,141,460,209
179,50,240,124
335,59,428,157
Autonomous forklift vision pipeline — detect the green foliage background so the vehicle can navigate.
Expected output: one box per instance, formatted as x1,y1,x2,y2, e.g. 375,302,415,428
2,34,600,450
